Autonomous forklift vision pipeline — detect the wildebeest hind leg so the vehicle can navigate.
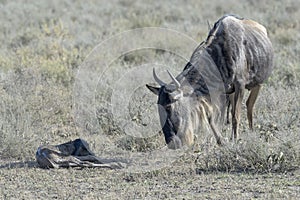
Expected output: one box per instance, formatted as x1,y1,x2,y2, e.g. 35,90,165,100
246,84,261,130
225,93,234,124
231,86,245,141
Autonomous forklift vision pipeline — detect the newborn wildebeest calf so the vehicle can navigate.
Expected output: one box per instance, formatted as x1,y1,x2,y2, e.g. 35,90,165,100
36,138,127,169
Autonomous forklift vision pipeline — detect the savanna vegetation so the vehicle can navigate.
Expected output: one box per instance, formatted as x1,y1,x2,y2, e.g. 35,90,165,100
0,0,299,199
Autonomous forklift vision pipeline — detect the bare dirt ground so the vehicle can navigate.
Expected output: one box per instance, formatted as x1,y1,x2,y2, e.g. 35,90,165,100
1,159,299,199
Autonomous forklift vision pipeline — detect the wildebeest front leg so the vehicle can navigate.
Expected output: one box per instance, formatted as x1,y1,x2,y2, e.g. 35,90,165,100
208,117,223,145
231,85,245,141
246,84,261,130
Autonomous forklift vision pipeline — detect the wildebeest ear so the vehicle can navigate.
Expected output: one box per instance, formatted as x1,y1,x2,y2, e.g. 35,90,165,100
146,84,159,95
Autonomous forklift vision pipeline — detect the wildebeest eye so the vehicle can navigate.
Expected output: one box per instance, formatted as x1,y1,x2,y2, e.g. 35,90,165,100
164,104,172,111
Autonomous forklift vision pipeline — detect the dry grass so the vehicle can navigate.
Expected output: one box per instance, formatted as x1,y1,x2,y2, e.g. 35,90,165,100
0,0,300,199
1,160,300,199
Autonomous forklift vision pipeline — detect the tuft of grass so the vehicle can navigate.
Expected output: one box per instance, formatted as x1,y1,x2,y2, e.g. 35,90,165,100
194,128,300,173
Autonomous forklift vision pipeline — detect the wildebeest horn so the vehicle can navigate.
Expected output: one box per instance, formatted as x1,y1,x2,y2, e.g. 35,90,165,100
153,68,166,86
207,20,212,31
167,70,181,88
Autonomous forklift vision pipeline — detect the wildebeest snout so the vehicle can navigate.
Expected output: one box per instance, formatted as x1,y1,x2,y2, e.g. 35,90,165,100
167,134,182,149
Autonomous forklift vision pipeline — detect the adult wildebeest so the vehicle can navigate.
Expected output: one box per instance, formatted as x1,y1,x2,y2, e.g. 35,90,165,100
146,15,273,149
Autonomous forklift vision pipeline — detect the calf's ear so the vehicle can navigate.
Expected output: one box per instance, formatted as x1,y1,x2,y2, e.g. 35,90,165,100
146,84,159,95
